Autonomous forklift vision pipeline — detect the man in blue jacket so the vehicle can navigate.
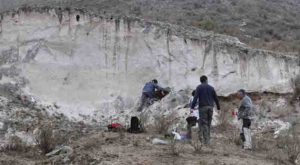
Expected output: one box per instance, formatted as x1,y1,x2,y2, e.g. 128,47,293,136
137,79,166,112
191,75,220,145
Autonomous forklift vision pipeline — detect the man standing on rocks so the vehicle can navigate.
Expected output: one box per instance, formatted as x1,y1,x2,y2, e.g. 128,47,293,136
237,89,253,150
191,75,220,145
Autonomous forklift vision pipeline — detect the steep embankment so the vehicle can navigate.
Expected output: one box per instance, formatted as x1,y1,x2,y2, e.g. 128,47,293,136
0,7,299,120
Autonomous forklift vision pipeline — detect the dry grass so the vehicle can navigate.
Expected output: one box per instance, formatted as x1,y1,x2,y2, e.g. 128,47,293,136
0,135,26,152
79,135,103,151
170,140,180,156
189,139,202,153
227,129,243,147
260,124,300,164
36,127,54,154
35,124,68,155
276,127,300,164
118,129,125,140
132,137,140,147
153,112,178,135
216,108,232,132
139,112,149,132
199,160,208,165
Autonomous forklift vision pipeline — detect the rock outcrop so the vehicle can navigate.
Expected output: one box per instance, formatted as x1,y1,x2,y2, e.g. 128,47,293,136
0,7,299,119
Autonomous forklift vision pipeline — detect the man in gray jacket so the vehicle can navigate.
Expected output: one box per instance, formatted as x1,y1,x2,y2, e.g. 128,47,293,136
237,89,253,150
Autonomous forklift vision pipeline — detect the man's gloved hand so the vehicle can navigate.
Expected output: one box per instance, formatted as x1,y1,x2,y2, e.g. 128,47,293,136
217,106,221,110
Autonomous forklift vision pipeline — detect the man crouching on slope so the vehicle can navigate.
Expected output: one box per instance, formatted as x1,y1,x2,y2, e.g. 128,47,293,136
137,79,168,112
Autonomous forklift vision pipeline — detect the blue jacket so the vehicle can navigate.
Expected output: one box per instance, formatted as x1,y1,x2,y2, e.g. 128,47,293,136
191,82,220,109
143,82,164,94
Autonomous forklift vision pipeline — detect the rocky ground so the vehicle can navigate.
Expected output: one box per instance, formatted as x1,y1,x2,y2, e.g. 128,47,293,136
0,91,299,165
0,126,299,165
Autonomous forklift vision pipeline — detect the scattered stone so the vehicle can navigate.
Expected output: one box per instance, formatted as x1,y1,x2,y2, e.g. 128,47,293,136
0,121,7,131
53,103,60,109
46,146,73,157
152,138,169,145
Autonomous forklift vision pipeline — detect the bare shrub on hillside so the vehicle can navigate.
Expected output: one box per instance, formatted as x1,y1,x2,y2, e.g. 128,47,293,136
153,112,178,135
36,127,54,154
264,124,300,164
201,19,217,31
276,126,300,164
35,124,67,155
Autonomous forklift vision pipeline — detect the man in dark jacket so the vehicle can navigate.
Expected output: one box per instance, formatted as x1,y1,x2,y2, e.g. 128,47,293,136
191,75,220,145
137,79,166,112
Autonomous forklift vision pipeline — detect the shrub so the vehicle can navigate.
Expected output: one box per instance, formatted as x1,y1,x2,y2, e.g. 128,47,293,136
36,127,54,154
153,112,178,135
276,127,300,164
264,124,300,164
35,125,67,155
201,19,217,31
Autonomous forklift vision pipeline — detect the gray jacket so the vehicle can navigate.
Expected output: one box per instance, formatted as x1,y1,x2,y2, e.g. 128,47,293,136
238,95,253,119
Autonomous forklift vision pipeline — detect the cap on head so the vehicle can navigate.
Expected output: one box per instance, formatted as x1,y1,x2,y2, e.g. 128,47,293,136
152,79,158,84
200,75,208,83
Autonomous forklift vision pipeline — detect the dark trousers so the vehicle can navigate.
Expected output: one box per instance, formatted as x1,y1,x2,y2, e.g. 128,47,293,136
240,118,251,142
198,106,213,145
137,92,154,112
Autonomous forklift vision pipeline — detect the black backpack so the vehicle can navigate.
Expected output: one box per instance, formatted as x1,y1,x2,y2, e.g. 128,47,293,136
128,116,143,133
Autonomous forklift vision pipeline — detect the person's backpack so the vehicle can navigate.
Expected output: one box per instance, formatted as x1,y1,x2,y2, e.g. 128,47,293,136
128,116,143,133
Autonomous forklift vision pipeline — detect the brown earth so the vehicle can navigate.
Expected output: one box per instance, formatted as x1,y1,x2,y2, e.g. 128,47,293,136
0,129,294,165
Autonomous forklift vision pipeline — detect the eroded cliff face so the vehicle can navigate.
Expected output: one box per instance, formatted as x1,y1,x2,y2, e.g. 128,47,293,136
0,8,299,119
